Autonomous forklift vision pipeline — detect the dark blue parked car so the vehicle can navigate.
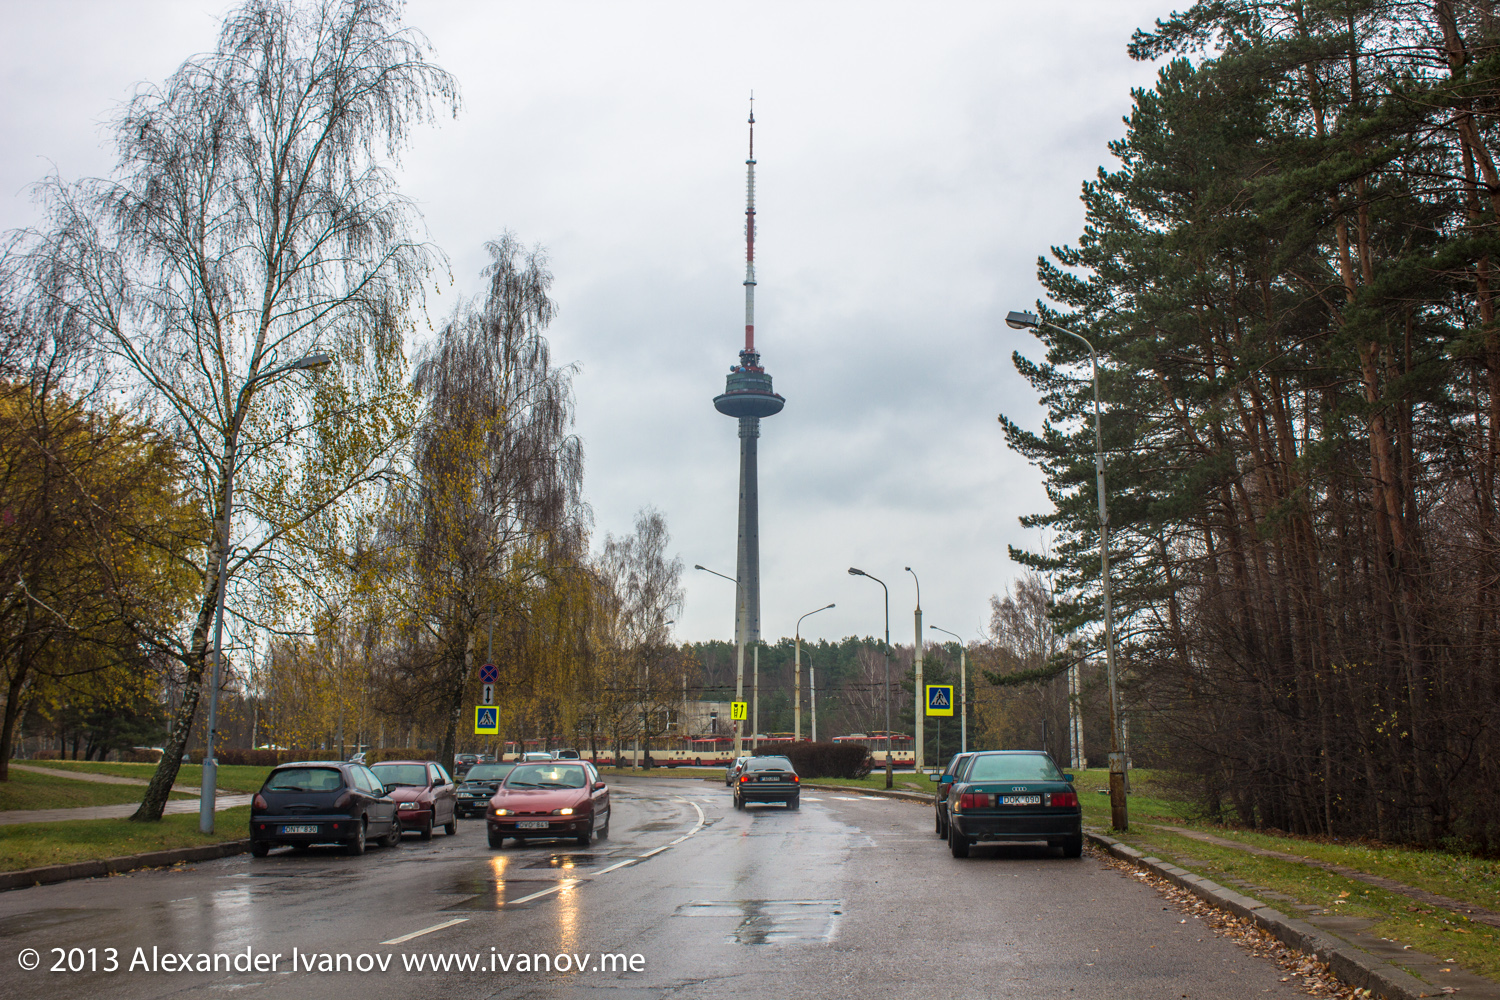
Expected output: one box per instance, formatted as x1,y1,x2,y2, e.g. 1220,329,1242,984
942,751,1082,858
250,761,400,857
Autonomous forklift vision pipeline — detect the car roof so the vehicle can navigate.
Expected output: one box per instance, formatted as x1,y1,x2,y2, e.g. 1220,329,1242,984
371,760,434,766
273,761,351,769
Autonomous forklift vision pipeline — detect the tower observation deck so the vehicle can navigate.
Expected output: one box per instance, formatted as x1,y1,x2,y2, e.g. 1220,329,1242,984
714,99,782,755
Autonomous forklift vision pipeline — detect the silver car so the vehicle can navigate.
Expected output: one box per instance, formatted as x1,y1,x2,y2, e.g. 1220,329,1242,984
725,755,751,787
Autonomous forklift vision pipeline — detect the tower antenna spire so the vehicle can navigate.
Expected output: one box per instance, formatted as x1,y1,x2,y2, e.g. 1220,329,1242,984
744,92,757,358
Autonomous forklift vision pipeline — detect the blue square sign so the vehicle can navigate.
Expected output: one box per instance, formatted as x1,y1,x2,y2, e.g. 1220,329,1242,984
925,684,954,717
474,706,499,734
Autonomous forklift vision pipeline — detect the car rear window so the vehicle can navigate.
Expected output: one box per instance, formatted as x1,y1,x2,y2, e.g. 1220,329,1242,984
265,767,344,792
964,754,1064,782
371,764,428,787
465,764,514,781
505,764,587,788
747,757,793,771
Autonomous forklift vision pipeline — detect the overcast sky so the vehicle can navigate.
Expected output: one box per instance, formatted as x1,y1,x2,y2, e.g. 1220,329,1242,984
0,0,1170,646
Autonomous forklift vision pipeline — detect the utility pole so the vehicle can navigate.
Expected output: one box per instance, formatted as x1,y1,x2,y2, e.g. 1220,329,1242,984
795,604,835,743
905,567,923,771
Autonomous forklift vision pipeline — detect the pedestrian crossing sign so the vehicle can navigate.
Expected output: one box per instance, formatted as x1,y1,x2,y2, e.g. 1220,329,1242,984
730,701,748,721
926,685,954,717
475,706,499,734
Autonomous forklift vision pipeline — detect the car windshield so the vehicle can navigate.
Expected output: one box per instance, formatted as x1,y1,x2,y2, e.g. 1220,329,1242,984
504,764,587,788
265,767,344,792
964,754,1064,782
370,764,428,787
465,764,514,781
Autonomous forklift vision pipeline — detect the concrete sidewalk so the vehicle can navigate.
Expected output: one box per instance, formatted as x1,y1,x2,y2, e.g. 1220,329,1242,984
10,762,205,794
0,794,252,826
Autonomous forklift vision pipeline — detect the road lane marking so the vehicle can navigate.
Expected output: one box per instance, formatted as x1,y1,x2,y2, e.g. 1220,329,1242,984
802,797,823,801
832,796,862,800
594,859,636,875
507,882,575,905
638,845,670,858
380,918,468,945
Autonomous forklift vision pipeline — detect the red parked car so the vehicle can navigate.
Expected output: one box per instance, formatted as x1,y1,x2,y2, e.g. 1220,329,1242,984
485,760,610,848
370,761,458,840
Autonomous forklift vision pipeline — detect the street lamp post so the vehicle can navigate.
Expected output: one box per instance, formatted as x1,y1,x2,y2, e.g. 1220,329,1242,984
929,625,967,754
694,564,745,755
1006,309,1127,831
806,646,818,742
847,567,893,789
795,604,835,742
200,351,331,834
904,567,923,772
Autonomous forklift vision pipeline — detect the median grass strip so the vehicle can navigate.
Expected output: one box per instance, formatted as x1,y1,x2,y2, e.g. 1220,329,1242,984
0,806,252,873
21,761,274,794
0,768,191,811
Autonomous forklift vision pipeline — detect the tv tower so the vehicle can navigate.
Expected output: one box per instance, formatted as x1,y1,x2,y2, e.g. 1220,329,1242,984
714,97,784,755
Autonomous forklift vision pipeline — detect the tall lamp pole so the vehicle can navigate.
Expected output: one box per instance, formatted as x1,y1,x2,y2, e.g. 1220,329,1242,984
694,564,744,756
904,567,923,772
795,604,835,742
847,567,893,788
929,625,967,755
806,646,818,742
1006,309,1127,831
200,351,331,834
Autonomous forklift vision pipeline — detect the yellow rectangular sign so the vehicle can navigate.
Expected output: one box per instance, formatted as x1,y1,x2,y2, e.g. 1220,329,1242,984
925,685,954,717
475,705,499,735
730,701,748,721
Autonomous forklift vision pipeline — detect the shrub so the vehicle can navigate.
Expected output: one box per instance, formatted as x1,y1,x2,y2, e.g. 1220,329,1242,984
117,749,162,763
31,750,62,760
217,748,286,767
757,742,870,779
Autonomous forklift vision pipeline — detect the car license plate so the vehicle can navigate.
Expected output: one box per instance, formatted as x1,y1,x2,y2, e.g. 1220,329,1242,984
516,821,548,830
760,776,780,782
1000,795,1041,805
279,824,318,834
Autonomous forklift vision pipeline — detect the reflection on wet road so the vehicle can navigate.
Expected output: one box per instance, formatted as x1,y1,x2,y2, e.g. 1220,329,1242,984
0,776,1311,999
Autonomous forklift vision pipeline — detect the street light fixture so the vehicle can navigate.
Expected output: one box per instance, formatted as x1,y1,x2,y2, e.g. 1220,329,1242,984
794,603,835,743
929,625,968,754
847,566,894,788
201,350,332,834
694,564,747,755
1005,308,1127,831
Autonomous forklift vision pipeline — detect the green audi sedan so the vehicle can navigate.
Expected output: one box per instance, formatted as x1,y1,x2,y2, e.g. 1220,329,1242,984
941,751,1082,858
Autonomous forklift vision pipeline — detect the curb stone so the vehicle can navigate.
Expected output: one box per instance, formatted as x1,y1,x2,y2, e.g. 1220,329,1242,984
1087,831,1437,1000
0,840,251,893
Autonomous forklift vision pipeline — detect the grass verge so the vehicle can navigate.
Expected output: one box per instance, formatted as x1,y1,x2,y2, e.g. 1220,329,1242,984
1104,823,1500,983
0,769,191,811
0,806,251,873
18,761,273,794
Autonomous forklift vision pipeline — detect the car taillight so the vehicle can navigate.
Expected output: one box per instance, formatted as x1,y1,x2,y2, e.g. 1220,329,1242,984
333,792,351,809
1049,791,1078,808
253,794,267,810
740,775,750,783
959,792,982,810
791,775,799,782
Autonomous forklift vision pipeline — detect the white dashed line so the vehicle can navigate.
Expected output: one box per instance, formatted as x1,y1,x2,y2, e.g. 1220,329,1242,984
507,883,574,905
380,918,468,944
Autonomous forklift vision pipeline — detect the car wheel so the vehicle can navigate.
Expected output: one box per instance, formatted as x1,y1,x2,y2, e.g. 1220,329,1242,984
487,828,504,849
598,813,610,839
419,820,433,841
788,796,799,810
346,819,367,856
948,823,970,859
935,809,943,836
382,818,402,848
576,829,591,847
250,842,270,858
733,792,744,811
444,818,457,836
1063,835,1083,859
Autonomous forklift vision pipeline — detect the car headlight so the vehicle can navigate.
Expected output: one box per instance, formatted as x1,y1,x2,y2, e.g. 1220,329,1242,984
552,807,574,816
493,808,511,816
399,802,425,810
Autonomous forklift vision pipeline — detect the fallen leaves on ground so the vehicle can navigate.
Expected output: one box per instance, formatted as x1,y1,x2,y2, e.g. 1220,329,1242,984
1090,845,1377,998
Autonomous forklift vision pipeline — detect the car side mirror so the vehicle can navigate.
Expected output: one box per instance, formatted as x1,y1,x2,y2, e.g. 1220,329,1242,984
593,781,606,791
939,774,953,784
1064,774,1075,783
383,784,398,796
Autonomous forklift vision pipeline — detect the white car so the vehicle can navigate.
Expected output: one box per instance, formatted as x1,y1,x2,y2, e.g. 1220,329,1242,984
521,752,553,762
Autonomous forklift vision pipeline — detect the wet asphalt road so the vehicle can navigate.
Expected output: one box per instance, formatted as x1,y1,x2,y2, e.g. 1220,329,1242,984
0,776,1308,999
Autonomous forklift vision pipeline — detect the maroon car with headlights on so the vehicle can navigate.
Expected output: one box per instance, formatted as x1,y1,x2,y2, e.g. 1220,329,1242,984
485,760,610,849
370,761,457,840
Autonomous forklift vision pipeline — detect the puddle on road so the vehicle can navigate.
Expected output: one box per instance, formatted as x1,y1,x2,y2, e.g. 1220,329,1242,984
674,899,843,945
439,880,564,910
523,854,606,870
